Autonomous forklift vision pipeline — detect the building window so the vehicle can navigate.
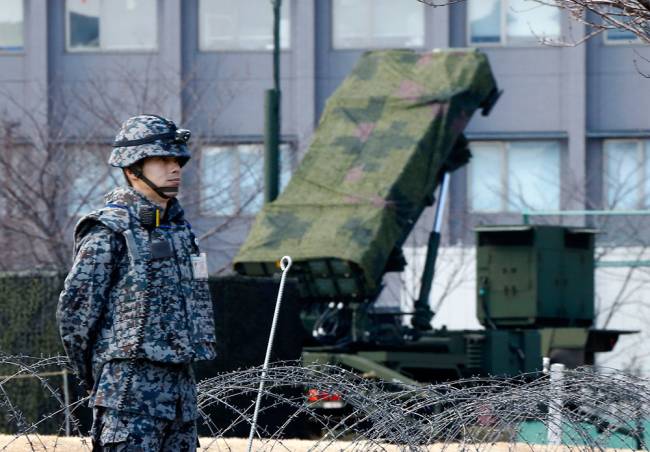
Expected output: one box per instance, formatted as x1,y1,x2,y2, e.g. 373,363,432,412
200,144,293,216
602,6,645,45
603,139,650,210
66,0,157,51
605,27,642,44
68,148,122,216
468,141,561,212
332,0,424,49
199,0,290,51
0,0,23,52
606,28,639,43
468,0,561,45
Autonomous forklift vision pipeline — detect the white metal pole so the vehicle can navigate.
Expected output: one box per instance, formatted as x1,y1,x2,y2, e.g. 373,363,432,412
247,256,292,452
433,172,451,234
547,363,565,446
62,368,71,436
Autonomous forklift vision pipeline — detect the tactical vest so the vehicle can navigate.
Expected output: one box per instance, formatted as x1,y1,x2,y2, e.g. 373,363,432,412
73,203,217,365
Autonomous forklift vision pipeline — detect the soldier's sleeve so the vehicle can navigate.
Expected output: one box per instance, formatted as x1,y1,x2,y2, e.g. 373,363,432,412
56,223,120,391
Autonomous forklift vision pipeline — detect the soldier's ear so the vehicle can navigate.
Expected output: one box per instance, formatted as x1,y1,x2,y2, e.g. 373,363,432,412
123,168,135,186
123,161,145,186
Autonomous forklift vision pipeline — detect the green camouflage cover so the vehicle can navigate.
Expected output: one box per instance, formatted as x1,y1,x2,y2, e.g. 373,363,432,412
234,49,498,300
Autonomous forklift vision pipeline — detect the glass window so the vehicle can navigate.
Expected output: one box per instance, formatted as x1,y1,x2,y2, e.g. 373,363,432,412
506,0,560,43
333,0,424,49
66,0,157,51
469,0,500,44
0,0,23,52
468,141,561,212
238,145,265,215
603,6,644,44
68,149,122,216
606,28,639,43
469,142,504,212
507,141,560,211
468,0,561,45
199,0,290,51
201,146,237,216
201,144,293,216
604,140,642,210
644,141,650,208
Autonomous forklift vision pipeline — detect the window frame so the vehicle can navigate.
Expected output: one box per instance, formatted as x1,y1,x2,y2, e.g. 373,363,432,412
198,0,292,53
0,0,25,55
468,140,562,213
466,0,562,48
468,141,508,212
64,0,159,54
331,0,426,51
602,138,647,210
600,5,645,46
603,28,643,46
199,142,295,217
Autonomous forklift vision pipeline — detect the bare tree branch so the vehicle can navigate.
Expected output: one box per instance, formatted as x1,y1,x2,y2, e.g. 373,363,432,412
0,60,252,273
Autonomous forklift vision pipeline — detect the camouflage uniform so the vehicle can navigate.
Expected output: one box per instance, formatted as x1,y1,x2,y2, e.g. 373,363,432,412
93,407,197,451
57,115,216,451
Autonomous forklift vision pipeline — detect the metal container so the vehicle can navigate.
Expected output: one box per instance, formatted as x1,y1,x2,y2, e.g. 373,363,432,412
476,225,595,328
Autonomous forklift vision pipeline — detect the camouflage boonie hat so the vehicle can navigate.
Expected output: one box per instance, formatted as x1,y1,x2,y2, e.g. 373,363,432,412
109,114,192,168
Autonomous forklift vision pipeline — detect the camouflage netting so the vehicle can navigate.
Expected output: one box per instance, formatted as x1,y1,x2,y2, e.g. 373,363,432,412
0,272,64,357
196,275,304,377
234,49,499,300
0,272,70,434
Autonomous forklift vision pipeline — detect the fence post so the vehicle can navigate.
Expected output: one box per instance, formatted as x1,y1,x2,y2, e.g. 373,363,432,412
62,368,71,436
547,363,564,445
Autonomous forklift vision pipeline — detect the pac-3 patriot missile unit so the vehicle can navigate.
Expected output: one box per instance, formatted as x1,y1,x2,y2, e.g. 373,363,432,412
214,49,628,385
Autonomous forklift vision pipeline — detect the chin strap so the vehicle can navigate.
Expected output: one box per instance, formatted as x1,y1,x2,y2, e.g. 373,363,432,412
130,167,178,199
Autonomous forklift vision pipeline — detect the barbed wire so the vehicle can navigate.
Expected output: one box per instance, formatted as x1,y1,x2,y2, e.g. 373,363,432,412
0,355,648,451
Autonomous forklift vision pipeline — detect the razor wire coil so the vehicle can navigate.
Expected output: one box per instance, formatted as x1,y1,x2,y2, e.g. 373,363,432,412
0,354,649,451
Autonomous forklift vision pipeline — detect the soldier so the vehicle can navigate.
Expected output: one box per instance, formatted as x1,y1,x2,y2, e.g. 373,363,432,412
57,114,217,451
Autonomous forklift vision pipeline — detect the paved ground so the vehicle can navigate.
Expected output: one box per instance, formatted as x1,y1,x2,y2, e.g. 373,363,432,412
0,435,641,451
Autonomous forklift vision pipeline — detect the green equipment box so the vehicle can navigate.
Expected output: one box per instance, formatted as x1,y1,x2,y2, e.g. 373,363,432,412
476,225,595,328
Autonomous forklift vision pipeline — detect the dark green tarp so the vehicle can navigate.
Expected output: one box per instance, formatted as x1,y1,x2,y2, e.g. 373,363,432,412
235,49,498,300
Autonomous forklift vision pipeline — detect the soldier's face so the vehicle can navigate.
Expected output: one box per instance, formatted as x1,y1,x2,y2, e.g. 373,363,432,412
129,156,182,205
142,156,182,191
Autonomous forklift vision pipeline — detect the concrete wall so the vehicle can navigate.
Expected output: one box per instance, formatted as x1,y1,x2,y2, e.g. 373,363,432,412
45,0,182,136
1,0,649,373
446,3,589,244
1,0,650,261
0,0,48,135
315,1,448,118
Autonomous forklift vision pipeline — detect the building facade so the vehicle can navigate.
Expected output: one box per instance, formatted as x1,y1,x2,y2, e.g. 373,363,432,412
1,0,649,372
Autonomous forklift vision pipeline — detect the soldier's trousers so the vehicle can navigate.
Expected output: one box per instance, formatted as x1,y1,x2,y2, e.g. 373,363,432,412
92,407,198,452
